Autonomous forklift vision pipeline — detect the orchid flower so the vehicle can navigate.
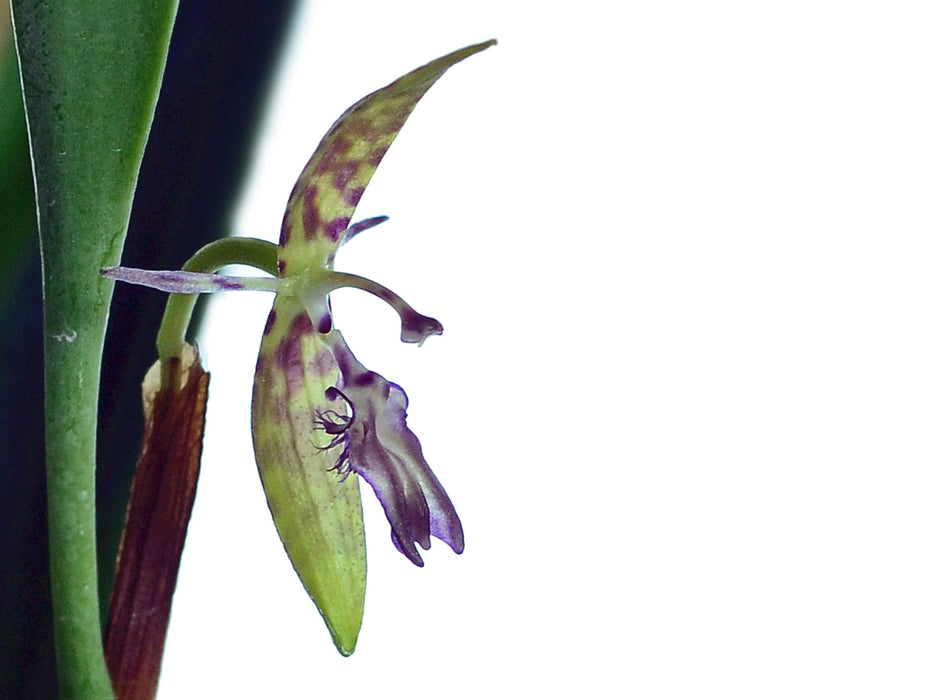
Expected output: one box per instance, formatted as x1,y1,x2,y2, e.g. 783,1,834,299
103,40,495,655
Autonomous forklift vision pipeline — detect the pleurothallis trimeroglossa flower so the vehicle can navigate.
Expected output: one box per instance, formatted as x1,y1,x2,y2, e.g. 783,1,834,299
102,39,495,657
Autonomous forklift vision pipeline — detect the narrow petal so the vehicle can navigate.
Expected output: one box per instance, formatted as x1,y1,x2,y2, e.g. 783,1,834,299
342,215,389,246
305,270,443,345
101,266,280,294
251,296,366,655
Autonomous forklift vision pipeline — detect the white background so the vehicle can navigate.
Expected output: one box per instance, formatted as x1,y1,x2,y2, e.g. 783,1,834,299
159,1,933,697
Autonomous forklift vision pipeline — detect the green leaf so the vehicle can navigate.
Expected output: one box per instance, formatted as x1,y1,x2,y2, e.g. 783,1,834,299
10,2,178,696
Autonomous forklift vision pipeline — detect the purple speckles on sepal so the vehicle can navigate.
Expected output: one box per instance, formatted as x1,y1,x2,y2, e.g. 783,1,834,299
280,219,292,247
368,145,388,167
272,312,327,401
303,185,320,239
324,217,351,242
263,309,277,335
292,311,315,335
343,187,365,207
342,116,375,139
314,138,351,177
308,347,338,377
331,137,352,155
334,161,358,190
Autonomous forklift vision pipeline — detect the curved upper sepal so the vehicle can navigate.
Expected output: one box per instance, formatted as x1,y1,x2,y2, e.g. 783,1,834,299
278,39,497,273
251,295,366,655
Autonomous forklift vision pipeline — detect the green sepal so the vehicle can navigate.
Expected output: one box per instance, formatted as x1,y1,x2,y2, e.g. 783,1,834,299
251,295,366,655
278,39,496,273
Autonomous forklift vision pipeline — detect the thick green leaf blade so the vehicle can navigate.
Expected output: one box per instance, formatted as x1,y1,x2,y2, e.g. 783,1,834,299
10,2,178,696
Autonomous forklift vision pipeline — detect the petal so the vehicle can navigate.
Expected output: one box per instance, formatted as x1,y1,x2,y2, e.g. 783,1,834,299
251,296,366,655
100,266,280,293
278,39,496,272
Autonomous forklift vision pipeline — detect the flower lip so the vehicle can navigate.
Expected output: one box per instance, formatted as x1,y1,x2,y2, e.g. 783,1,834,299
319,332,464,566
